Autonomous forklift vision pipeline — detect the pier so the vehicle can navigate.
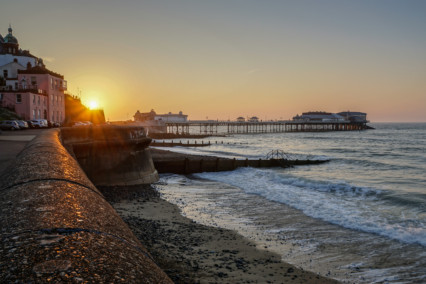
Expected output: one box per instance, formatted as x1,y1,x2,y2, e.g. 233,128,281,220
165,121,370,135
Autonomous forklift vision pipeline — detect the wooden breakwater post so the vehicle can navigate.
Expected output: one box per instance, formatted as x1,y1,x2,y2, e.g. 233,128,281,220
153,156,329,174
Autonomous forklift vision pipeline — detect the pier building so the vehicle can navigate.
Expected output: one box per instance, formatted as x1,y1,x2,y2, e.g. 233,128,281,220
292,111,346,122
134,109,188,123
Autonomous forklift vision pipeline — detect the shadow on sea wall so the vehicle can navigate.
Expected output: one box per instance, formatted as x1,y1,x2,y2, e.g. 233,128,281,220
61,126,159,186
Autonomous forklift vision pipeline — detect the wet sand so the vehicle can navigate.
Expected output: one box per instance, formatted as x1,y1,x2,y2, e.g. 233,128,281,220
100,185,339,284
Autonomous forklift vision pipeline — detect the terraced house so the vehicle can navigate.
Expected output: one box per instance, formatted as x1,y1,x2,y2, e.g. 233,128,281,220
0,25,66,124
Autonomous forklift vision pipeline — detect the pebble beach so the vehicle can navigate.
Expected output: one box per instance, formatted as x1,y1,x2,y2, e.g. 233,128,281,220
100,184,339,284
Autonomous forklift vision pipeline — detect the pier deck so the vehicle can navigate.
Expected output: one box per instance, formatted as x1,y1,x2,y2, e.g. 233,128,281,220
165,121,370,135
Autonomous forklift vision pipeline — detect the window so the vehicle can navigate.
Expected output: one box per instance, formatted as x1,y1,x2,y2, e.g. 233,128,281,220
38,96,40,105
3,70,7,78
38,109,41,119
0,93,3,101
51,78,54,89
16,94,22,103
33,109,36,119
31,76,37,86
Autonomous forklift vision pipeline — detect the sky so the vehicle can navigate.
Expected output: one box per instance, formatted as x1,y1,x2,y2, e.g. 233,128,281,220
1,0,425,122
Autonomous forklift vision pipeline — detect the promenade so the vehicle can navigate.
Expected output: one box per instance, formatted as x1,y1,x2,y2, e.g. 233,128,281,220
0,129,41,174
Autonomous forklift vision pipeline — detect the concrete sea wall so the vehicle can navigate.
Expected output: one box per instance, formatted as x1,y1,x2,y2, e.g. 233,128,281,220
0,129,171,283
61,126,159,186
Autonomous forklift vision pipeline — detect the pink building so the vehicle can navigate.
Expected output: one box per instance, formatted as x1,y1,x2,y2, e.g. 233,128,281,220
0,66,66,123
1,26,66,123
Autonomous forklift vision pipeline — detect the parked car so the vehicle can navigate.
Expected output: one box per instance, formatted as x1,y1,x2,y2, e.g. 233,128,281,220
27,120,36,128
30,119,48,128
71,121,92,127
0,120,20,131
16,120,29,129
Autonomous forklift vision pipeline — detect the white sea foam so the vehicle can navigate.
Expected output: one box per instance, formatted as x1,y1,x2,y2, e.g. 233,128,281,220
196,168,426,246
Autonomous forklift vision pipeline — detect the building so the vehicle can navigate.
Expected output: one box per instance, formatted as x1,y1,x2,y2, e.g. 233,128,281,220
134,109,188,123
0,25,66,123
248,116,259,122
134,109,156,122
154,111,188,122
293,111,345,122
337,111,368,123
236,116,245,122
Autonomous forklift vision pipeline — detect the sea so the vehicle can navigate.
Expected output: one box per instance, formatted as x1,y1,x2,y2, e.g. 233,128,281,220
153,123,426,283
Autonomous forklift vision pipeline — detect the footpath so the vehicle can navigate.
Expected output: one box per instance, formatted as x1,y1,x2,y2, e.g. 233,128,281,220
0,129,39,174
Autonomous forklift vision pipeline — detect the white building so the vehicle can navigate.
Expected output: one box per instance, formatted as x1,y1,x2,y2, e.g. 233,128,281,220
0,26,39,73
154,111,188,123
293,112,346,122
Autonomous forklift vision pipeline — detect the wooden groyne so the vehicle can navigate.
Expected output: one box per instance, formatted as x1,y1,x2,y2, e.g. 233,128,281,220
151,140,246,147
151,140,210,147
153,154,329,174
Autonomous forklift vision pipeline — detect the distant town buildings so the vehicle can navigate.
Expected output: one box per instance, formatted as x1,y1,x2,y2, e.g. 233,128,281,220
293,111,368,123
134,109,188,123
0,25,66,123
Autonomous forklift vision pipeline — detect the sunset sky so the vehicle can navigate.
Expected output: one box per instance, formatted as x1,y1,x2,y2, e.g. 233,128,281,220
1,0,425,122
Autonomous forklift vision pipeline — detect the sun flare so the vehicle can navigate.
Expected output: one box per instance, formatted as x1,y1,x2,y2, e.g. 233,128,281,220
88,100,99,110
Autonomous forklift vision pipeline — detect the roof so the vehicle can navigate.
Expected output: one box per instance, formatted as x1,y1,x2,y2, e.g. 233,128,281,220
18,65,64,79
3,26,18,44
337,111,366,116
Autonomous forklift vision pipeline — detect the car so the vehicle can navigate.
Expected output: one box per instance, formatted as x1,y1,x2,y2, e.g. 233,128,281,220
30,119,46,128
0,120,20,131
16,120,29,129
26,120,36,128
71,121,92,127
30,119,49,128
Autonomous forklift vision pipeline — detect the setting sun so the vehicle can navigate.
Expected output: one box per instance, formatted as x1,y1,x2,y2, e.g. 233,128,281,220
88,100,99,110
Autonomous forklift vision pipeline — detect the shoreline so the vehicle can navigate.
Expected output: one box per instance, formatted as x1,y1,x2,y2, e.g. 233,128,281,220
100,185,339,284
